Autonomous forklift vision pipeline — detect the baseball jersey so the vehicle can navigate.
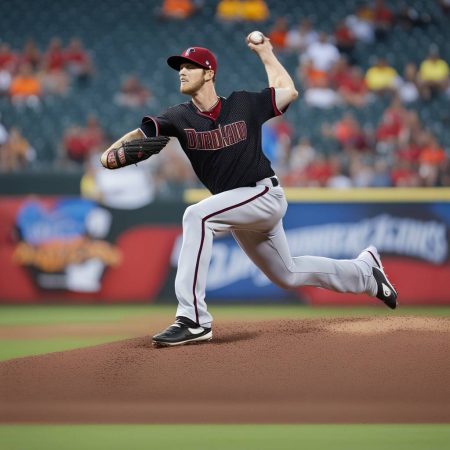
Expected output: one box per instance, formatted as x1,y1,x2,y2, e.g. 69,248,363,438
140,87,283,194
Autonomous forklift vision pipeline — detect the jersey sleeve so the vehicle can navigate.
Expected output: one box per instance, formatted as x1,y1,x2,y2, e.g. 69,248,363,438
245,87,284,123
140,112,178,138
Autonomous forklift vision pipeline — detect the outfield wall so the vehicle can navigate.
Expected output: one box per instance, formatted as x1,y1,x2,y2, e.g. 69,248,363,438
1,188,449,305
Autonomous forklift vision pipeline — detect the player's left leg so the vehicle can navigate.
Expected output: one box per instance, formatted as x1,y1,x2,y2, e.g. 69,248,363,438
232,221,397,308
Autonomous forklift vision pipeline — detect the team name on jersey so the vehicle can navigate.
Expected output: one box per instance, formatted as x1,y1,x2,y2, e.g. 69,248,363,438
184,121,247,151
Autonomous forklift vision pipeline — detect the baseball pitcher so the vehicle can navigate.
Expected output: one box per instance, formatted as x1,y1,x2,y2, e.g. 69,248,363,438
100,33,397,347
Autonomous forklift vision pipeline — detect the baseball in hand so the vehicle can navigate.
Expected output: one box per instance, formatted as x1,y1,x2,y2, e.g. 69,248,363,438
248,31,264,45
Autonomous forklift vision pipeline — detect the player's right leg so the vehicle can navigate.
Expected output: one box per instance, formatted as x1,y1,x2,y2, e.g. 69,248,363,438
153,184,284,346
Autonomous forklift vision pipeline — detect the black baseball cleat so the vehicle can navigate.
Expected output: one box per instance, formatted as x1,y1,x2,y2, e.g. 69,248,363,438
357,245,398,309
152,316,212,347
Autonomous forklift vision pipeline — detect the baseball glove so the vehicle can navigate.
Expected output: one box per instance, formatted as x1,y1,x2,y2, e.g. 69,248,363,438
106,136,170,169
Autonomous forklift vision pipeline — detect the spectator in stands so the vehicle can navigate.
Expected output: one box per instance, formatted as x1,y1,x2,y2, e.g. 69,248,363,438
0,127,35,171
0,67,11,97
299,58,339,109
64,38,93,85
397,125,422,164
304,32,340,72
285,18,318,53
298,59,328,90
338,66,370,108
0,43,18,72
419,133,447,186
40,67,70,96
329,57,351,88
365,57,399,95
375,96,408,154
395,3,431,30
288,137,316,173
241,0,269,22
284,151,333,187
159,0,197,20
9,62,42,108
397,63,419,104
391,158,420,187
303,153,334,187
62,126,88,164
417,47,449,100
62,115,106,165
216,0,268,22
20,40,41,70
268,17,289,52
345,5,375,44
303,75,340,109
83,151,157,208
40,38,70,96
216,0,241,21
322,113,368,152
114,74,152,109
326,155,353,188
334,20,356,63
261,115,293,172
43,38,65,72
0,45,16,97
279,137,317,187
371,158,392,187
349,154,375,187
371,0,394,40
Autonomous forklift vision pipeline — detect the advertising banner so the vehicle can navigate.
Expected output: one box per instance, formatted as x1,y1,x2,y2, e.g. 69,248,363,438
1,193,449,305
191,202,449,305
0,197,180,303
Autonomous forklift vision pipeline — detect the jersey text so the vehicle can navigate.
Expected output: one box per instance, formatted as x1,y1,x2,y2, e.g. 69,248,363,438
184,121,247,150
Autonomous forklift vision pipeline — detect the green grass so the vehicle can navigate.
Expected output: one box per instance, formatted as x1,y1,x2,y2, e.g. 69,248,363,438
1,304,449,326
0,337,126,361
0,425,449,450
0,305,155,326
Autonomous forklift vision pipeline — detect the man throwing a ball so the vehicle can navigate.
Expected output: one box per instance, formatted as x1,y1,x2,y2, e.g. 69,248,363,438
101,32,398,347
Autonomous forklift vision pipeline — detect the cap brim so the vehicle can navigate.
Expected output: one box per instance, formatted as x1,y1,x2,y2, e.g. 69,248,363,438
167,55,207,71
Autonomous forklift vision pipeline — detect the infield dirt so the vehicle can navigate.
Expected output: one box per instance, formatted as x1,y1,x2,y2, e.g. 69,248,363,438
1,317,449,423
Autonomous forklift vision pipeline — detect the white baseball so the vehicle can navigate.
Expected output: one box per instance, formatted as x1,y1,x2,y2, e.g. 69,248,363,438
248,31,264,45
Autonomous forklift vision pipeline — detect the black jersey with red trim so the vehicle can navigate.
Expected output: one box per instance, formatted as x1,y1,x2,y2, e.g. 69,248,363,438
140,87,282,194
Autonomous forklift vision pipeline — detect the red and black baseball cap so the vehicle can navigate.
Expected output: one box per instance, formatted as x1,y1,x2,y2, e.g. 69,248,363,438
167,47,217,73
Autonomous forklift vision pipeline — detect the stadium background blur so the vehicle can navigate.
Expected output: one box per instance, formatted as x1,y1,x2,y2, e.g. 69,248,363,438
1,4,450,447
1,0,449,307
0,0,449,198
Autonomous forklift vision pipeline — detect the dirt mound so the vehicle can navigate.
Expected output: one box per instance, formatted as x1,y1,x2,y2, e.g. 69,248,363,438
1,317,449,423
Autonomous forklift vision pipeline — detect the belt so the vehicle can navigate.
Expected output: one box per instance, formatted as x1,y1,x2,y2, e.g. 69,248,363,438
249,176,279,188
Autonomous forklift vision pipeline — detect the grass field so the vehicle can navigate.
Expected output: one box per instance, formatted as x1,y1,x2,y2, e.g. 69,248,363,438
2,303,450,326
1,304,449,450
0,424,449,450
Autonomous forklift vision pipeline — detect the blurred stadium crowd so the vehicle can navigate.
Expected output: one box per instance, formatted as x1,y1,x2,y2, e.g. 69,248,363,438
0,0,449,203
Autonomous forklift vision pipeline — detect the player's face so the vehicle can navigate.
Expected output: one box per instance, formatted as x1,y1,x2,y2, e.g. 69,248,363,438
179,63,208,95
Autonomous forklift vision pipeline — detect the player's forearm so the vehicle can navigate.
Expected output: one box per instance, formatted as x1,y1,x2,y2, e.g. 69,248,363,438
260,52,298,98
100,128,145,168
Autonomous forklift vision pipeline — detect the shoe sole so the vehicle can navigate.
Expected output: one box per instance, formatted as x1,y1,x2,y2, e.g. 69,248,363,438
366,247,398,309
152,331,213,347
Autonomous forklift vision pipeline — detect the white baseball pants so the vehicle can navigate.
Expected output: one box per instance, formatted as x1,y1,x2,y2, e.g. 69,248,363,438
175,179,376,327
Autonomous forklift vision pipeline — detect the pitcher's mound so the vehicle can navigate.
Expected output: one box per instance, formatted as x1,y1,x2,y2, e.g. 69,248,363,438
1,317,449,423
